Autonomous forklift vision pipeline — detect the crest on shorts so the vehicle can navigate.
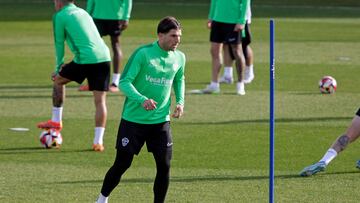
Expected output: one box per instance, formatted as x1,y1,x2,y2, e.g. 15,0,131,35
122,137,129,147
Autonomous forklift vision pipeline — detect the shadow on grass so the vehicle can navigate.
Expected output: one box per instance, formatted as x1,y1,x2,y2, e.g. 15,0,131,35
0,85,52,90
0,147,95,154
179,116,353,125
0,94,122,99
54,171,359,185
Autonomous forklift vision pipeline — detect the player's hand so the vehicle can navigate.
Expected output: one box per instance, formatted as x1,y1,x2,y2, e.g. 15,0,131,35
172,104,184,118
51,72,58,81
234,24,244,32
207,20,212,29
143,99,157,111
120,20,129,31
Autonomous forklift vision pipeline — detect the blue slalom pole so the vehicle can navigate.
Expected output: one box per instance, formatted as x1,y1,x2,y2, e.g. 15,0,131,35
269,19,275,203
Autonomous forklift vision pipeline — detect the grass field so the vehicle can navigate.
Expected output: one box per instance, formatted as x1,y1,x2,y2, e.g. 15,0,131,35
1,1,360,202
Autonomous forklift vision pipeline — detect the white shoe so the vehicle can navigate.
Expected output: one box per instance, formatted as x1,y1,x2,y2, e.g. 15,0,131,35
202,84,220,94
236,82,245,95
219,75,234,84
244,68,254,84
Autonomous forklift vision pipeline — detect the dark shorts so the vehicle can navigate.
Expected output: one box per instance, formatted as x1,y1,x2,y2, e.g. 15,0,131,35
59,61,110,91
116,119,173,155
242,23,252,47
210,21,242,44
227,23,252,60
93,19,124,37
356,108,360,116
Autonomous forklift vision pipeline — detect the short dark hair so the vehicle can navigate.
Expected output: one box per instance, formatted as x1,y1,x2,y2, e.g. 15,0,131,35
157,16,181,34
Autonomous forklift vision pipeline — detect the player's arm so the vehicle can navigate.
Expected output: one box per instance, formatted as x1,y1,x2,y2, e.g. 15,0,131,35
208,0,216,21
172,53,186,118
119,0,133,30
86,0,94,16
122,0,133,20
53,14,65,74
238,0,250,25
119,49,148,104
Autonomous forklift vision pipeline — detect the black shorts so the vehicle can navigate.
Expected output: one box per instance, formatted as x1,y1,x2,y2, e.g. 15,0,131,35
210,21,242,44
59,61,110,91
93,19,124,37
242,23,252,47
116,119,173,155
227,23,252,60
356,108,360,116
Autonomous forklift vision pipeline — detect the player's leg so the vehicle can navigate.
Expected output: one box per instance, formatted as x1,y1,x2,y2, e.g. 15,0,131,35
92,90,107,151
202,21,224,94
109,35,122,92
202,42,222,93
153,150,172,203
97,149,134,203
37,62,79,130
96,119,145,202
87,62,110,151
300,109,360,176
320,113,360,164
229,42,246,95
147,121,172,203
243,23,255,84
211,42,223,83
108,20,125,92
219,43,234,84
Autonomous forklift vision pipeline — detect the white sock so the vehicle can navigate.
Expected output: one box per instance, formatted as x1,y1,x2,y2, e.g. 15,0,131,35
210,81,219,88
94,127,105,145
319,148,338,165
96,193,108,203
247,64,254,75
51,107,63,123
112,73,121,86
224,67,233,78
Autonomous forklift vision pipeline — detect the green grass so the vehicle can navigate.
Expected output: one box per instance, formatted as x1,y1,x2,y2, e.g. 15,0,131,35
1,1,360,203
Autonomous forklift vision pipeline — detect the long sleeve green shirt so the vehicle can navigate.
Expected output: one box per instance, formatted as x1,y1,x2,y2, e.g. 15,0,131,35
119,41,186,124
208,0,249,24
52,3,110,72
87,0,132,20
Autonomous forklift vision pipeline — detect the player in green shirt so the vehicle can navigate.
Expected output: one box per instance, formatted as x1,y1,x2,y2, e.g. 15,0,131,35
95,16,185,203
220,0,255,84
37,0,111,152
78,0,133,92
203,0,249,95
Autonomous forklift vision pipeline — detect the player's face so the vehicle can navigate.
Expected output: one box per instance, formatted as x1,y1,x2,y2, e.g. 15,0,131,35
158,29,182,51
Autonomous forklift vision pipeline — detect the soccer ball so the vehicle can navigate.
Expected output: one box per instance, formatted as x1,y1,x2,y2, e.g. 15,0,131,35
39,129,63,149
319,76,337,94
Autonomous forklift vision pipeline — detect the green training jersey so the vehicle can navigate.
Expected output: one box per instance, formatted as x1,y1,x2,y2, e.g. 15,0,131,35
53,3,110,72
87,0,132,20
208,0,249,24
119,41,186,124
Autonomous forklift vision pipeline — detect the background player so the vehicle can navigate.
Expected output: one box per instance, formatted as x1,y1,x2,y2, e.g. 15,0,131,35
79,0,133,92
37,0,111,152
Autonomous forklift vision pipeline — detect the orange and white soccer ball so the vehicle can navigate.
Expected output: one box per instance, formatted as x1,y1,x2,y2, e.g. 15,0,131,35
319,76,337,94
39,129,62,149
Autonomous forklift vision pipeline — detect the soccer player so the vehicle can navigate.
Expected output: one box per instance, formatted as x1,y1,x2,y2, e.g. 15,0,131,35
79,0,133,92
37,0,111,152
202,0,249,95
220,0,254,84
95,16,185,203
300,108,360,176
